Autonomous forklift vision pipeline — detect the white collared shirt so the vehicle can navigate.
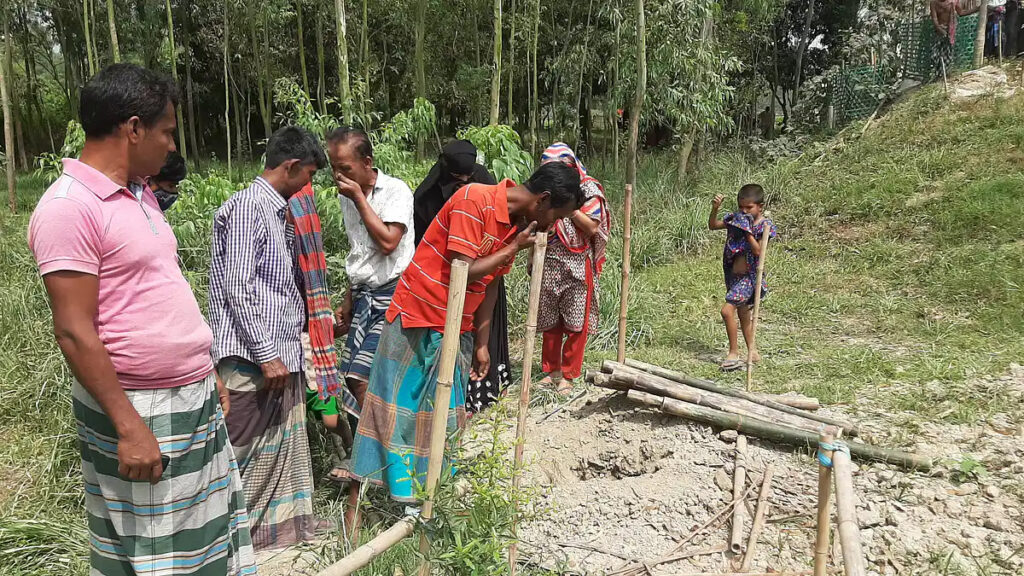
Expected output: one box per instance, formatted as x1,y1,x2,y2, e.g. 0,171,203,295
338,169,415,288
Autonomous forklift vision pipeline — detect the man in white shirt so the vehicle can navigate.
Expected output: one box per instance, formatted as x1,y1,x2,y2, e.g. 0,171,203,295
327,126,415,409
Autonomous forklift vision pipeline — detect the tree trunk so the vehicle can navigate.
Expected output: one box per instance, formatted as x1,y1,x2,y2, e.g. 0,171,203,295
573,0,595,149
248,7,271,139
488,0,502,125
973,3,988,67
612,8,620,167
529,0,539,156
1,12,15,213
165,0,187,160
335,0,351,112
360,0,369,85
243,87,253,160
625,0,646,187
232,76,243,162
183,4,200,169
506,0,516,125
791,0,816,109
675,125,696,188
297,0,309,95
261,9,273,138
414,0,426,157
316,6,327,114
223,0,231,179
107,0,120,62
83,0,96,76
89,0,100,70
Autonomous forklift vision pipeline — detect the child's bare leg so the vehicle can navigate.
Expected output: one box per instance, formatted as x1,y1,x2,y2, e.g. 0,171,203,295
720,303,741,361
737,305,760,362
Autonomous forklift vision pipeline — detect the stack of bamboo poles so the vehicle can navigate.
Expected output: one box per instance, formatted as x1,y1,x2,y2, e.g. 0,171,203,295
586,359,933,471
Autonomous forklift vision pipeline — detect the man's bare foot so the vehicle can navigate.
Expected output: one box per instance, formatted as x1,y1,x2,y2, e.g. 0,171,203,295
748,351,762,363
720,353,743,371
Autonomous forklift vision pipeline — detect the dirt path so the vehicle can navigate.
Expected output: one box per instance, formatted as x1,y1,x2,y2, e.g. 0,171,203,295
519,366,1024,575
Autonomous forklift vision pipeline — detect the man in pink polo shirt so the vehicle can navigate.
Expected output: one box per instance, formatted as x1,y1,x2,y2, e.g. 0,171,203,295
27,64,256,576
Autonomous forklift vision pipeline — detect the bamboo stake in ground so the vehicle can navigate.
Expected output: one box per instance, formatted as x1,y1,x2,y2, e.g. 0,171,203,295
509,232,548,575
740,464,776,571
831,442,867,576
746,216,772,391
729,435,748,555
616,183,634,363
815,427,839,576
417,260,470,576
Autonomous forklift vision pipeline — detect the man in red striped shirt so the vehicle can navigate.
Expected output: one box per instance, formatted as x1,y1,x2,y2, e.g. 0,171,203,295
342,161,582,526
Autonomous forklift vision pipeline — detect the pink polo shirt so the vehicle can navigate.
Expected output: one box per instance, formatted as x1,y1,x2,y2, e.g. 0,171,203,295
28,159,214,390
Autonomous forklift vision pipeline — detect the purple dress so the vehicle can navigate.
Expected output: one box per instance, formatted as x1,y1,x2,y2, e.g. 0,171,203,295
723,212,777,306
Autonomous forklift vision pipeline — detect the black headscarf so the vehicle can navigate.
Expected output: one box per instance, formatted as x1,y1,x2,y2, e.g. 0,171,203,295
413,139,496,245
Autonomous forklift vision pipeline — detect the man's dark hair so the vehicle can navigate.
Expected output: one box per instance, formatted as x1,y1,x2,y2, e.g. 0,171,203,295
154,152,187,184
524,162,583,209
737,183,765,205
266,126,327,169
79,64,179,138
325,126,373,159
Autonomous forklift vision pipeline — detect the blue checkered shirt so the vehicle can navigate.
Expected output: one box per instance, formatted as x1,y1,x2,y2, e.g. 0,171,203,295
209,177,305,372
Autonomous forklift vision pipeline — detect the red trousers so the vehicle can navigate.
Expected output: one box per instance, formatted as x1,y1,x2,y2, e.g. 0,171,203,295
542,327,588,380
541,259,594,381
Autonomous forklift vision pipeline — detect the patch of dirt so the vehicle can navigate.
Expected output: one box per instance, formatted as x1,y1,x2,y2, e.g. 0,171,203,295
518,365,1024,575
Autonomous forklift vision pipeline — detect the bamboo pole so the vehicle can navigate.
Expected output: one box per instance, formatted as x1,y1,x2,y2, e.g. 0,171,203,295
771,395,820,411
509,231,548,575
592,367,835,434
625,390,932,470
616,359,860,436
729,435,747,555
740,463,776,571
814,427,839,576
746,219,772,391
832,445,867,576
616,183,633,363
417,260,470,576
317,517,416,576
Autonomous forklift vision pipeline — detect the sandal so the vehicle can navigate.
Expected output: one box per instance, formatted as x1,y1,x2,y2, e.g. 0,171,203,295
556,379,574,396
538,373,561,388
325,466,349,484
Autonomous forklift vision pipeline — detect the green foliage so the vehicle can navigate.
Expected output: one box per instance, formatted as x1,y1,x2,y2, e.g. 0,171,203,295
274,77,342,138
458,125,533,183
372,98,437,182
947,455,988,485
33,121,86,180
425,400,542,576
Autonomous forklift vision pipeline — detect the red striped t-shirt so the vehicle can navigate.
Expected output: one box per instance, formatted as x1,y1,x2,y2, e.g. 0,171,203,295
386,180,518,333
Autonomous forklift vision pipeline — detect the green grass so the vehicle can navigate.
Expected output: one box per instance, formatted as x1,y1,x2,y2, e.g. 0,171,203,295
2,82,1023,574
566,84,1024,431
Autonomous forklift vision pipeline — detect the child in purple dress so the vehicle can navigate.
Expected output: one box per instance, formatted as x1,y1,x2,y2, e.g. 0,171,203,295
709,184,777,371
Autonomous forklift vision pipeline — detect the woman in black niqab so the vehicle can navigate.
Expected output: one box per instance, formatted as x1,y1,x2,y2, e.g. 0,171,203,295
412,140,508,415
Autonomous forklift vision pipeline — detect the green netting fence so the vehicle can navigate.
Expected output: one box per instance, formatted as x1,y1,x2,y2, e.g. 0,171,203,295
900,14,980,80
829,15,980,123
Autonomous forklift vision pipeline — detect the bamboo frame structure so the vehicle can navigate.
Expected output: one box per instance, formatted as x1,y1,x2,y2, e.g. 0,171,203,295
729,435,747,555
616,183,634,363
832,445,867,576
509,232,548,574
740,463,776,571
814,427,839,576
616,359,860,436
625,390,932,470
417,259,470,576
746,218,772,391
